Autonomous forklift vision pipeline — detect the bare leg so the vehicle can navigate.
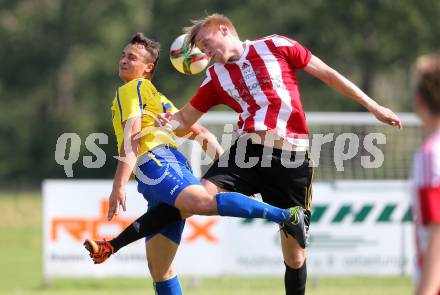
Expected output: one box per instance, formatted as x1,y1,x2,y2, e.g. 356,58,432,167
146,234,179,282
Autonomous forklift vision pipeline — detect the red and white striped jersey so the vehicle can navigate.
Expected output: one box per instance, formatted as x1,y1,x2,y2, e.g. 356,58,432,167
412,128,440,279
190,35,311,147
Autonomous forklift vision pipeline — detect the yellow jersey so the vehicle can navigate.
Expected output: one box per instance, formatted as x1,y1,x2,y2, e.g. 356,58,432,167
111,78,178,156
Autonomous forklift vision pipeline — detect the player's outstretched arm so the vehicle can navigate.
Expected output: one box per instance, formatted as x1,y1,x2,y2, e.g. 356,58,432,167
304,55,402,128
416,224,440,295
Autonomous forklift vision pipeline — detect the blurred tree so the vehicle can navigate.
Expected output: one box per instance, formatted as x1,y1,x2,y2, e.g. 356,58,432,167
0,0,154,186
0,0,439,186
220,0,440,111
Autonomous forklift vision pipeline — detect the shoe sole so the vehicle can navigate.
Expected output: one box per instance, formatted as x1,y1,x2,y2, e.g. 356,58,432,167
83,239,98,255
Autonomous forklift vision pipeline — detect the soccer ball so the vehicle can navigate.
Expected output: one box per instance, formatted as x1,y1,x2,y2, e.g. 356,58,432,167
169,34,210,75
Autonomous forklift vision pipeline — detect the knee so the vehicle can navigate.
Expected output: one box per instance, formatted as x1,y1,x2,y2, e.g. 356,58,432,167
202,179,219,196
175,187,217,215
284,251,306,269
147,261,175,282
191,195,217,215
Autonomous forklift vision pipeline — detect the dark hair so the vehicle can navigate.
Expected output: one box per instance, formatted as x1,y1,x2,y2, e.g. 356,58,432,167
416,54,440,115
129,32,160,75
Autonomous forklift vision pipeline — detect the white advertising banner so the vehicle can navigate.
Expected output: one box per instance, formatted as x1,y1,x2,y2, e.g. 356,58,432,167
43,180,414,278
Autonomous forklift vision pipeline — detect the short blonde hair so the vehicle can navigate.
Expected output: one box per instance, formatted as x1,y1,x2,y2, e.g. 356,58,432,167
416,53,440,115
184,14,238,48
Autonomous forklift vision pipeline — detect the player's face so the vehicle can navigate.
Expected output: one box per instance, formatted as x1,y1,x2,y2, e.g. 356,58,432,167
119,44,154,82
196,25,231,64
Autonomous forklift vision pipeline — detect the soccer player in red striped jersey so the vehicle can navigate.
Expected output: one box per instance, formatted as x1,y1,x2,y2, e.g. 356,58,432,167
412,54,440,295
157,14,402,295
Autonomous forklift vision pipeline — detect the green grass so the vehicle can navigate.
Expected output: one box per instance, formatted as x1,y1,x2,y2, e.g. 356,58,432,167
0,192,412,295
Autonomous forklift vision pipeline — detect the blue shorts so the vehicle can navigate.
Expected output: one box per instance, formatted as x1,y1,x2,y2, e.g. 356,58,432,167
135,145,201,244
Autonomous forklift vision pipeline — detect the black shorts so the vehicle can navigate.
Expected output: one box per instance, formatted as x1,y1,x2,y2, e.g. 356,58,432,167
203,139,314,215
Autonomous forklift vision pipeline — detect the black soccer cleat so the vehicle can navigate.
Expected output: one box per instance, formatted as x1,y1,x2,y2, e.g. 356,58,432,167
280,206,308,249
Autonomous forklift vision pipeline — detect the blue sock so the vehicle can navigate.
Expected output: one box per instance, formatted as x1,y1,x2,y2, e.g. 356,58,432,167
154,275,182,295
216,192,290,223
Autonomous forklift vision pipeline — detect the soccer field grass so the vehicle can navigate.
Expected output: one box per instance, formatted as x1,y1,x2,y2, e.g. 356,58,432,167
0,192,412,295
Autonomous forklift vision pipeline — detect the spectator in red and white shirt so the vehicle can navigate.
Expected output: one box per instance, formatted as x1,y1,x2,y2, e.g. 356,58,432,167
158,14,402,295
412,53,440,295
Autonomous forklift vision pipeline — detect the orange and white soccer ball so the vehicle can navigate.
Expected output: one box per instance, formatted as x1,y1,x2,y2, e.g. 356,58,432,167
169,34,210,75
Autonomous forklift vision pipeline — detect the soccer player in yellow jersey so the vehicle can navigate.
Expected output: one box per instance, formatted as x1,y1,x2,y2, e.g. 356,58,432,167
85,33,305,295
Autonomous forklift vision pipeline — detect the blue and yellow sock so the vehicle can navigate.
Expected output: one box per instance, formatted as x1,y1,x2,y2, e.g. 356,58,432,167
216,192,290,223
153,275,182,295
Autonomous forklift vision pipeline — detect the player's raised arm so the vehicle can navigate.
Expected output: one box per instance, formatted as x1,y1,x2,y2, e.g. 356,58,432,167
304,55,402,128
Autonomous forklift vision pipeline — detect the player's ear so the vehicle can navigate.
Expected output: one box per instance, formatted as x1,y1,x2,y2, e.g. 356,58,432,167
144,62,155,74
219,25,229,36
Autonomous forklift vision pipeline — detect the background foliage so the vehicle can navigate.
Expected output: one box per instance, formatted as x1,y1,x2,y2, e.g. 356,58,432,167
0,0,439,187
